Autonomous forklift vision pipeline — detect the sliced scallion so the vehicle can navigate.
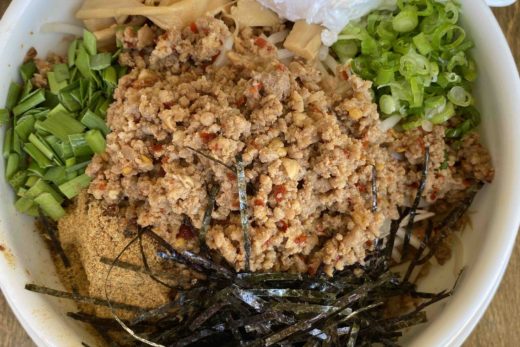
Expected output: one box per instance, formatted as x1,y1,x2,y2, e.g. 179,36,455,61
58,174,91,199
85,129,106,153
34,193,66,221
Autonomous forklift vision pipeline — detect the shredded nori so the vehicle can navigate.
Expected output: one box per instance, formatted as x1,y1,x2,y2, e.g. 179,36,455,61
235,154,251,272
199,183,220,247
38,210,71,268
25,147,487,347
24,284,143,312
371,165,378,213
402,146,430,259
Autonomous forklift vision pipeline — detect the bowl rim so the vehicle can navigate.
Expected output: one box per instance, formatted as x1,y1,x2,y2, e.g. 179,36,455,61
0,0,519,346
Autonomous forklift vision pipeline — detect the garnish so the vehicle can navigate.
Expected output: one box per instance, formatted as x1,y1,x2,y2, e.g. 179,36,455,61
333,0,479,137
2,30,121,220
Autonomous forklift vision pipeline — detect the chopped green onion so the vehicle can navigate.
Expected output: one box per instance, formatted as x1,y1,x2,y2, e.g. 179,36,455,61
392,10,418,33
90,53,112,71
28,133,55,160
76,45,92,80
14,115,35,141
15,197,35,213
0,109,10,126
13,89,46,117
47,72,68,94
40,113,85,141
25,175,39,187
65,159,90,173
412,32,432,55
3,128,12,158
102,66,118,86
53,64,70,82
379,95,397,115
20,61,37,83
85,129,106,153
5,153,19,179
23,143,53,168
83,30,97,56
68,133,93,157
447,86,472,107
25,179,63,203
44,166,67,185
34,192,66,220
430,102,455,124
68,39,78,68
6,82,22,110
8,171,28,189
81,110,109,135
59,174,91,199
27,161,45,177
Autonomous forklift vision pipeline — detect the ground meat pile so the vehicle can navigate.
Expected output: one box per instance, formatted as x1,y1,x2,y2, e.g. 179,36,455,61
83,16,493,276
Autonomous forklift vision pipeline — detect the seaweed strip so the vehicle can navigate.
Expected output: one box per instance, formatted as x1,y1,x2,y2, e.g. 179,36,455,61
199,183,220,247
417,184,482,265
271,303,336,314
248,288,336,302
402,146,430,259
99,257,180,281
371,166,378,213
231,285,267,312
130,300,182,326
103,235,165,347
158,250,235,280
235,154,252,272
138,227,177,290
402,220,434,283
237,272,304,284
190,302,228,331
39,211,71,268
187,146,234,171
24,284,143,312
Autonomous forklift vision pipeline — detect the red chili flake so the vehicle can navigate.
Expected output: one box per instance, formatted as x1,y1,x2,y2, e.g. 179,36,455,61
343,149,350,157
190,22,198,33
227,172,237,181
232,200,240,208
255,37,268,48
430,191,438,201
163,101,173,110
199,132,217,144
151,144,164,153
357,183,367,193
97,181,107,191
275,63,286,71
276,220,288,232
294,234,307,245
236,96,246,107
409,182,419,189
202,28,210,35
254,198,264,206
0,245,5,252
178,224,196,240
365,240,373,248
341,70,350,81
161,156,169,164
272,185,287,203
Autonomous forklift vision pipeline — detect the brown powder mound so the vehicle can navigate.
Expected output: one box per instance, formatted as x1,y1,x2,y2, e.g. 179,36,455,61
57,191,189,318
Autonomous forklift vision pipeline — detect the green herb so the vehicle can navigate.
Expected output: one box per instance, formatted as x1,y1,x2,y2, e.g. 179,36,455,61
6,82,22,110
333,0,479,137
1,30,121,220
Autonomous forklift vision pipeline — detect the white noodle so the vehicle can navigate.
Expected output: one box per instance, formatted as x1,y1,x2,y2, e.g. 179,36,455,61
319,45,329,61
40,22,84,37
267,30,289,44
277,49,294,60
213,36,234,67
379,115,402,132
323,55,339,76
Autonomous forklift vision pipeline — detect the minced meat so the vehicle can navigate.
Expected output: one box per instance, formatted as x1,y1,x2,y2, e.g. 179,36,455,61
83,16,493,276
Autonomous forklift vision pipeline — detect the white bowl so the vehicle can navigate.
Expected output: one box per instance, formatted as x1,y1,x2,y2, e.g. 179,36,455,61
0,0,519,346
